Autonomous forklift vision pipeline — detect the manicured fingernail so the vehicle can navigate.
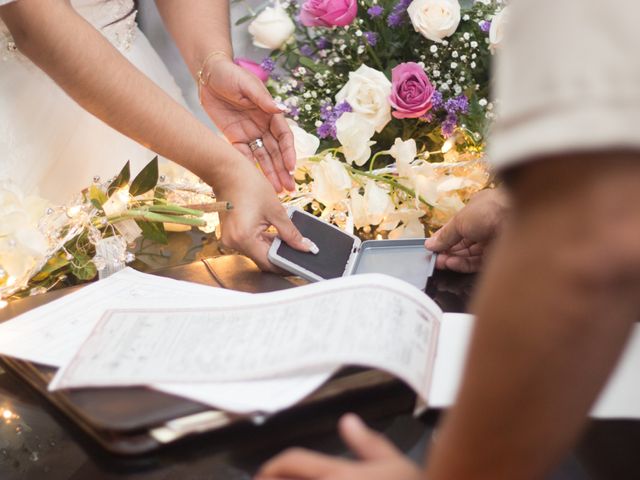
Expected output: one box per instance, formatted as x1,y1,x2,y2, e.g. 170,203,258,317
304,238,319,255
274,101,287,111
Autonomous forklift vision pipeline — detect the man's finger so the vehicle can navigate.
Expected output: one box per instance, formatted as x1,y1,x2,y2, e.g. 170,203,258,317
258,447,350,479
424,220,463,252
269,206,315,253
440,254,483,273
271,113,298,173
339,413,401,461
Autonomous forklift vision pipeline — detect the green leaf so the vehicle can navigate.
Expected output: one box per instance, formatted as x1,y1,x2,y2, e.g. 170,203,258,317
136,220,168,245
70,252,98,281
298,56,329,73
235,14,254,26
108,161,131,197
89,184,108,208
130,156,159,197
31,253,70,282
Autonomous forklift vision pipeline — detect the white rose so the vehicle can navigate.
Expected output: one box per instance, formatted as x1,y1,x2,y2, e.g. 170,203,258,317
335,65,392,132
311,155,352,207
389,138,417,178
489,7,509,51
407,0,461,43
335,112,376,166
248,4,296,50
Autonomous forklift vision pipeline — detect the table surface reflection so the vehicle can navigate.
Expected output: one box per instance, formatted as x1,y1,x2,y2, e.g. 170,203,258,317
0,269,639,480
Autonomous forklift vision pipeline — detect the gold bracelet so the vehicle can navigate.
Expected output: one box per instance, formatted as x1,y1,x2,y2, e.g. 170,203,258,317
196,50,232,103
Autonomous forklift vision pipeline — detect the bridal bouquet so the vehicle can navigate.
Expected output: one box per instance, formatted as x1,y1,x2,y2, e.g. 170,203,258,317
241,0,507,237
0,158,220,302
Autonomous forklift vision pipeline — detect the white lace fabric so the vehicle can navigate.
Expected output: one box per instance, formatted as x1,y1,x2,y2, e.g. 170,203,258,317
1,0,138,61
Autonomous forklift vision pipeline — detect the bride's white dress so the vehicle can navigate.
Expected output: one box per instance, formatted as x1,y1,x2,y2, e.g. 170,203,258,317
0,0,186,204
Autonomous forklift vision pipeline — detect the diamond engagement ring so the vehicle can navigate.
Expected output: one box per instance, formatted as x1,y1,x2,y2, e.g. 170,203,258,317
249,138,264,152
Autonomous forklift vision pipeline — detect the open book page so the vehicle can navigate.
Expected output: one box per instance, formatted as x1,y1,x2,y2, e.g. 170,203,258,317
0,268,247,367
591,324,640,419
429,313,475,408
155,371,335,414
49,274,443,406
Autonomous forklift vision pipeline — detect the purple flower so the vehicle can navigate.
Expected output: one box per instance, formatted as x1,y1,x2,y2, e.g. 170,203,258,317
367,5,383,18
431,91,444,110
317,121,336,139
260,57,275,73
445,95,469,115
363,31,378,46
334,101,352,115
480,20,491,33
442,113,457,138
288,105,301,118
316,101,352,139
387,0,411,28
300,44,315,57
316,37,330,49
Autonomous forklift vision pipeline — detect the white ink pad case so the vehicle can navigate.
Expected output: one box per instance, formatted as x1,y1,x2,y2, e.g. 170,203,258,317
268,208,436,290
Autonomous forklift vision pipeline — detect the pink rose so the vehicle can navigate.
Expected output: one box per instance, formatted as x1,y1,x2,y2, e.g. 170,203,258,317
300,0,358,27
389,62,435,119
234,58,269,83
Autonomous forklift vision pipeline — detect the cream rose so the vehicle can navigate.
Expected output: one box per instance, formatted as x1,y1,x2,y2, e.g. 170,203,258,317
248,4,296,50
335,65,392,132
407,0,461,43
335,112,376,166
489,6,509,51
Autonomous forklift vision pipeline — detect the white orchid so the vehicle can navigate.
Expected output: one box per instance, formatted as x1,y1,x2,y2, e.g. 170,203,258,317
390,138,418,178
350,180,393,228
311,155,352,208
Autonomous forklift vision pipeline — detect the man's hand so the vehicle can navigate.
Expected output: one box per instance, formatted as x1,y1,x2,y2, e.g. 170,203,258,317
257,414,422,480
201,58,296,193
425,188,509,273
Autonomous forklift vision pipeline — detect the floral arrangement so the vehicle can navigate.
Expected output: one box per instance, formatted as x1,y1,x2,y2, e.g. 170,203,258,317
0,158,220,303
240,0,508,237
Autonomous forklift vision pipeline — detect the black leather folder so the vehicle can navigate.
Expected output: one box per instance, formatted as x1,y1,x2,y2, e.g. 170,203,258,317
0,256,414,455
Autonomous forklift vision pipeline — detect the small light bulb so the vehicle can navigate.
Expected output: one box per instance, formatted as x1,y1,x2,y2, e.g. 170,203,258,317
66,205,82,218
2,409,12,419
441,138,456,154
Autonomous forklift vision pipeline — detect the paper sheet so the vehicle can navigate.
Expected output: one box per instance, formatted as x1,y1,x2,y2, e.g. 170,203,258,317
0,268,246,366
428,313,475,408
591,324,640,419
49,274,442,406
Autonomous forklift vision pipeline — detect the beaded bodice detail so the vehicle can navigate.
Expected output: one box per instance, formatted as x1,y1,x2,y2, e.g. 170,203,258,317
1,0,137,62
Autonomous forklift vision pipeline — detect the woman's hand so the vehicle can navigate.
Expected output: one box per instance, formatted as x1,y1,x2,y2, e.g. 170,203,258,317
210,156,312,272
200,57,296,194
256,414,422,480
425,188,510,273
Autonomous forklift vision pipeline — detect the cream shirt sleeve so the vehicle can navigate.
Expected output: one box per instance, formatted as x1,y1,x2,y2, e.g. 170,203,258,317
490,0,640,170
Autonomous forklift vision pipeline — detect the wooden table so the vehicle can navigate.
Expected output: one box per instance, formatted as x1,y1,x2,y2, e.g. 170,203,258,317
0,260,638,480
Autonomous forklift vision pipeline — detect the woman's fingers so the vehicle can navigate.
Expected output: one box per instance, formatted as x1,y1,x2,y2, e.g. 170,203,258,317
262,133,294,192
270,113,298,173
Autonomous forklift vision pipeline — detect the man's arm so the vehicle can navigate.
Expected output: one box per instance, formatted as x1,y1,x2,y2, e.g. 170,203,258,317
425,153,640,480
